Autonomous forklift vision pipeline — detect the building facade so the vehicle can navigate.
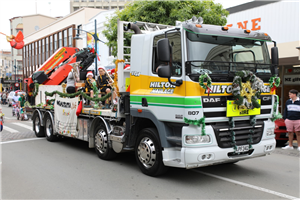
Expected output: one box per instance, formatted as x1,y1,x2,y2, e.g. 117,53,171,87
10,14,58,86
70,0,133,12
226,0,300,112
23,8,102,81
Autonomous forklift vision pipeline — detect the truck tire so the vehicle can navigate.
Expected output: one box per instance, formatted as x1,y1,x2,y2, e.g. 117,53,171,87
45,114,58,142
33,112,45,137
135,128,168,177
94,124,117,160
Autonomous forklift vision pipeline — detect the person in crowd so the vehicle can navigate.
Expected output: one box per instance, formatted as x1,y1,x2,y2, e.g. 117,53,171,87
12,92,20,116
282,89,300,151
2,92,7,105
66,69,79,94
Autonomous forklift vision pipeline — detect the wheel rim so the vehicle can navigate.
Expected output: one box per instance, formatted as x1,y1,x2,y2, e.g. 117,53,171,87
95,129,107,154
137,137,156,169
35,116,40,133
46,118,52,137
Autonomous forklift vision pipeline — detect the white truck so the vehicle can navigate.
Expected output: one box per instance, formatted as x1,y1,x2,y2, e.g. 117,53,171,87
31,18,279,176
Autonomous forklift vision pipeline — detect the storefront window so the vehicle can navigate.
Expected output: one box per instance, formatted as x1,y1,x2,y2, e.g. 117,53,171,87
68,28,73,47
63,30,67,47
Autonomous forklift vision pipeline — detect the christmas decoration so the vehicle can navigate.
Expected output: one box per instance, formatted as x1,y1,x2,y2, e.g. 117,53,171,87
232,70,264,110
183,117,206,136
199,73,212,96
271,95,282,122
0,31,24,49
269,75,280,92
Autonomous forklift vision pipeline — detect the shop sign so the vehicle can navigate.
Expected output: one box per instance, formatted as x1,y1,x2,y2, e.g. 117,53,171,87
284,75,300,85
285,68,300,74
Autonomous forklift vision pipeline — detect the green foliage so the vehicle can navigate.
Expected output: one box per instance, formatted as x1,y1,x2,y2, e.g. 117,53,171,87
103,0,229,57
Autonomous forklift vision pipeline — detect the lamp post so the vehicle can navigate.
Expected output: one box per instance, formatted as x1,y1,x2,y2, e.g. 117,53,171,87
13,59,17,90
74,19,105,77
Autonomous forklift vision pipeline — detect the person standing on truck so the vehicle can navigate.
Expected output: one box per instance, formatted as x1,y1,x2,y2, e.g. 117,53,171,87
282,89,300,151
66,69,79,94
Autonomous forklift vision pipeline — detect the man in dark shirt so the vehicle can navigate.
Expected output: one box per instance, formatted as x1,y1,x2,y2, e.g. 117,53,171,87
282,89,300,151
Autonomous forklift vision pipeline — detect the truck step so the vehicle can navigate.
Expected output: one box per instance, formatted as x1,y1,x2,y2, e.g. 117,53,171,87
166,136,182,146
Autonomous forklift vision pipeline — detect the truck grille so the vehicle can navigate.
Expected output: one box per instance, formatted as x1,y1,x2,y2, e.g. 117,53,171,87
211,120,264,148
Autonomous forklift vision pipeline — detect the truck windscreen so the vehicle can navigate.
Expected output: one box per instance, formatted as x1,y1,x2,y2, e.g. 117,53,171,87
185,31,272,76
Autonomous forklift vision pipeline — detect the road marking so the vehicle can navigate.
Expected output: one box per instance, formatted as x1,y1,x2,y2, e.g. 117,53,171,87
4,117,15,119
0,138,44,144
193,170,299,200
12,123,32,130
3,126,19,133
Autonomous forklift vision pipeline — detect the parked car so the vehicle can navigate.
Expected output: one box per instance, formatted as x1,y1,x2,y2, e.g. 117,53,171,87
274,118,296,146
7,91,26,107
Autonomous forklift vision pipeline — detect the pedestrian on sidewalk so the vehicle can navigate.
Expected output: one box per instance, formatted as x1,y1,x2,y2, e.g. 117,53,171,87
282,89,300,151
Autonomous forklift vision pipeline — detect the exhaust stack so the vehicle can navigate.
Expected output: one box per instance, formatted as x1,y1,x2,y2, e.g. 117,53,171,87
124,23,142,34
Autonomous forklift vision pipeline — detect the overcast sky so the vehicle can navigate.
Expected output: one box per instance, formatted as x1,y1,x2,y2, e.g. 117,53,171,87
0,0,253,50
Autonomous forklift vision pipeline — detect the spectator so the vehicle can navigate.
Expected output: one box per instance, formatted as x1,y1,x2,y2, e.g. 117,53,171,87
2,92,7,105
282,89,300,151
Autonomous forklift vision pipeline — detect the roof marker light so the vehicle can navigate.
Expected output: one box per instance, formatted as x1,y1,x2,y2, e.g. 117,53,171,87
264,33,268,36
244,29,251,34
195,24,202,28
222,26,228,31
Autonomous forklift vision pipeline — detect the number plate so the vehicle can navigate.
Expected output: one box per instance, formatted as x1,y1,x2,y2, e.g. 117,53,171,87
236,145,250,153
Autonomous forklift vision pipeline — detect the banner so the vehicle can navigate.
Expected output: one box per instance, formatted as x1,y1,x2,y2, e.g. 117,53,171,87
283,75,300,85
87,32,100,57
54,95,79,137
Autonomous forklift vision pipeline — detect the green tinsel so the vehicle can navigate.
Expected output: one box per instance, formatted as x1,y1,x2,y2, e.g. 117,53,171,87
45,90,111,102
271,95,282,122
183,117,206,136
32,83,40,97
199,73,212,91
269,75,280,91
229,117,237,151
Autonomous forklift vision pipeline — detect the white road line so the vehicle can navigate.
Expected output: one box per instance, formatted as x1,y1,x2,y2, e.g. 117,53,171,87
3,126,19,133
0,138,44,144
12,123,32,130
193,170,299,200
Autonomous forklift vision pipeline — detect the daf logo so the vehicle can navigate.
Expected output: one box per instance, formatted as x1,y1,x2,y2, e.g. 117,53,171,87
203,98,221,103
262,96,271,101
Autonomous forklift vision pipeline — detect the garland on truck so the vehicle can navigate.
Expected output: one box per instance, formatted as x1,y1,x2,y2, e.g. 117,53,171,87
183,117,206,136
269,75,280,92
271,95,282,122
228,117,237,151
45,90,111,102
32,83,40,97
199,73,212,96
232,70,264,110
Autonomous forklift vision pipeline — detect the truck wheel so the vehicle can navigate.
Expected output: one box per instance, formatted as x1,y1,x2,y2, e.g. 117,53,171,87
33,112,45,137
135,128,168,177
94,124,117,160
45,114,58,142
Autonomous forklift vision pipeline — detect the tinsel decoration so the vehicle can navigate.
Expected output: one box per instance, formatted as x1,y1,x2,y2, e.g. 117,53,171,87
232,70,264,110
199,73,212,96
183,117,206,136
91,80,99,97
269,76,280,92
32,83,40,97
229,117,237,151
248,115,256,149
271,95,282,122
45,90,111,103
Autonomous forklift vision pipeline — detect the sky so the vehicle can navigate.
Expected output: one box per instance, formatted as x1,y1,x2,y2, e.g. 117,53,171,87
0,0,253,50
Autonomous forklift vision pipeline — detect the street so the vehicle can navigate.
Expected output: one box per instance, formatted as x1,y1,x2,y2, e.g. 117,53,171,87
1,104,300,199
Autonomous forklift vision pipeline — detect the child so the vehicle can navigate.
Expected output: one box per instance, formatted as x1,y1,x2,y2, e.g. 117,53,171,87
84,71,96,105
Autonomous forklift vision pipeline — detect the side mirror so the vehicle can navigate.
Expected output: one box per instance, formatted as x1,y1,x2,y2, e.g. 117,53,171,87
271,47,279,75
271,47,278,65
157,64,171,78
157,38,170,62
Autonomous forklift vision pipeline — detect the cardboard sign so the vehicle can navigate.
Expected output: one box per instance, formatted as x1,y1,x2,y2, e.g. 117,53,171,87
226,100,261,117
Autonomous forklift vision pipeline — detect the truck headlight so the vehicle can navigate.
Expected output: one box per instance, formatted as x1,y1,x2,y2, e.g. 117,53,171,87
185,135,211,144
266,128,275,136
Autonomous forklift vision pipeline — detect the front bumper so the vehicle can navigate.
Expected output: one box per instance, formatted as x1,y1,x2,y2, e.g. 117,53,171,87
162,120,276,169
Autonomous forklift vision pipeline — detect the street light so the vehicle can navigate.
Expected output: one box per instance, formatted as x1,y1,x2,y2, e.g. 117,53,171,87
74,19,105,77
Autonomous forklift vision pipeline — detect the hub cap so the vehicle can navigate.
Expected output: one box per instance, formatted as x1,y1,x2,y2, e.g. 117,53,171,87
137,137,156,169
46,118,52,137
35,117,40,133
95,129,107,154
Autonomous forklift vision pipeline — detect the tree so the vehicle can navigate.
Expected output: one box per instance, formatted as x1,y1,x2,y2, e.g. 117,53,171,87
103,0,229,57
